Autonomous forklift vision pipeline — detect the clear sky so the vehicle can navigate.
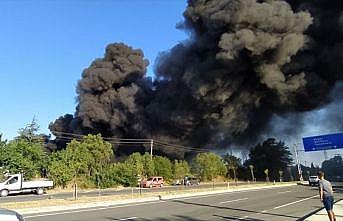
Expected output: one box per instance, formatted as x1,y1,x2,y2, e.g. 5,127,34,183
0,0,187,140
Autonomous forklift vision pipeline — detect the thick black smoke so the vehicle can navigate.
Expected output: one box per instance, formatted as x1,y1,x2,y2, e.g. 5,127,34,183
50,43,152,138
50,0,343,153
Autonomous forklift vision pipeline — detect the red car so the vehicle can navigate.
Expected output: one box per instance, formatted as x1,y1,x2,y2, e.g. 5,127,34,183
141,176,164,188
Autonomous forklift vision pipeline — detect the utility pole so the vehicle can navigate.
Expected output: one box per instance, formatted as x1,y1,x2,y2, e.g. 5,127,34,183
150,139,154,160
293,144,303,181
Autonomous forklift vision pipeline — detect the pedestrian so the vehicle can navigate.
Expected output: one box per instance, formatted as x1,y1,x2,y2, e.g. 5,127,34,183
318,171,336,221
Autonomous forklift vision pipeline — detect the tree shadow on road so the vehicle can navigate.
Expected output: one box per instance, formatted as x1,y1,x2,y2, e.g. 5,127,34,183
105,214,265,221
213,214,264,220
295,196,317,199
167,199,300,219
105,216,201,221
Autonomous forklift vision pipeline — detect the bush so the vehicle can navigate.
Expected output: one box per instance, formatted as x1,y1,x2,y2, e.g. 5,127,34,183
77,175,96,189
116,162,138,187
92,164,126,188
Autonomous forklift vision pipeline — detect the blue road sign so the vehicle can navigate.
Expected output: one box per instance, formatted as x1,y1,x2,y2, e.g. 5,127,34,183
302,133,343,152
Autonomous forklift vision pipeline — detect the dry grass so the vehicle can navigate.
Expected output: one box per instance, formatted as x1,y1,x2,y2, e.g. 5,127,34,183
46,185,125,194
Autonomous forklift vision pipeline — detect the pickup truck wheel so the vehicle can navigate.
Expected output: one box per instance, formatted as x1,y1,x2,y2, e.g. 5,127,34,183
0,189,9,197
36,188,44,195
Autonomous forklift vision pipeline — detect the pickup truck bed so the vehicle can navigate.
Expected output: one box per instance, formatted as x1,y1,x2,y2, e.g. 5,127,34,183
22,180,54,189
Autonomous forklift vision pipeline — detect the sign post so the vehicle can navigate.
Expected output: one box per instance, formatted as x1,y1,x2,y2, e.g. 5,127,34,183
293,143,303,181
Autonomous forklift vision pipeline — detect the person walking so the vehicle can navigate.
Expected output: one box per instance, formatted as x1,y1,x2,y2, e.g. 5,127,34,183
318,171,336,221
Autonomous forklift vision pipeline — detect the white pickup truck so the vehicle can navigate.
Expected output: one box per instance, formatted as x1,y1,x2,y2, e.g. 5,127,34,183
0,174,53,197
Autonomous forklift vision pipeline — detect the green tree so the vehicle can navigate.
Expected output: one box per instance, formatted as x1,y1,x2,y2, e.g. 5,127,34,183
47,134,113,188
67,134,113,187
0,134,8,173
125,152,145,178
142,152,155,177
123,152,155,181
17,117,42,142
80,134,113,176
248,138,292,181
0,137,46,179
47,150,73,188
153,156,173,181
66,139,93,175
0,134,7,147
322,155,343,180
173,160,190,180
0,121,48,179
193,153,227,181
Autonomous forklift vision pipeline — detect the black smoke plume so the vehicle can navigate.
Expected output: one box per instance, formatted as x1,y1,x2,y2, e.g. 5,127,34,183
50,0,343,154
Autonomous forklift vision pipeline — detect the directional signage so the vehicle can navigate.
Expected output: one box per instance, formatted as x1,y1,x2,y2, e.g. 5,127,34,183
302,132,343,152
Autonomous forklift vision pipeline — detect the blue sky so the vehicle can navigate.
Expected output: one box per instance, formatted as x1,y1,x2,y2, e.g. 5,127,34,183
0,0,341,165
0,0,187,140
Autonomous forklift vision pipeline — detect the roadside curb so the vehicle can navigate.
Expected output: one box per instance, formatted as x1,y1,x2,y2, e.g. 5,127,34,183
17,183,296,215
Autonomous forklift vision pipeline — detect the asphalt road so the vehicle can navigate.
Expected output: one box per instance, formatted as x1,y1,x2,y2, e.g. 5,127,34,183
23,185,343,221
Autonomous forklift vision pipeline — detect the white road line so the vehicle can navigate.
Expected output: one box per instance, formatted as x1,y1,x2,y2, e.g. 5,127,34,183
273,195,318,209
24,201,166,218
118,217,138,220
235,215,249,220
218,198,248,204
278,190,292,194
233,209,267,221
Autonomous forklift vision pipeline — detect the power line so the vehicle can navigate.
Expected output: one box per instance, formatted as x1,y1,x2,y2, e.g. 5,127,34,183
53,135,152,144
153,141,208,153
154,140,209,152
51,130,210,153
51,130,152,141
154,144,206,153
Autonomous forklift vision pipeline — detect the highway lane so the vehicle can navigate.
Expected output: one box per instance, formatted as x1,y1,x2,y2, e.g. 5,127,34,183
24,185,343,221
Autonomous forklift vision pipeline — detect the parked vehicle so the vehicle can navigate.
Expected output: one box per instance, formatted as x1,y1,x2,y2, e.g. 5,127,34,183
183,177,200,186
308,175,319,186
141,176,164,188
172,179,182,185
0,208,25,221
0,174,53,197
